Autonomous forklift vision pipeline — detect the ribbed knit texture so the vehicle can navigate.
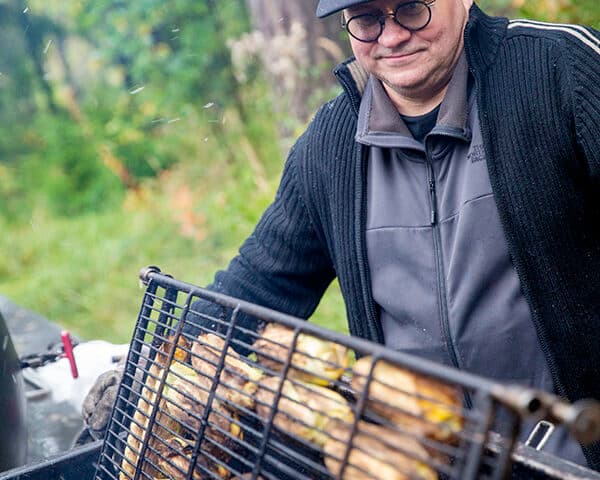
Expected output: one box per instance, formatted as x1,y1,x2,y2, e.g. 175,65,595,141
468,14,600,468
201,4,600,469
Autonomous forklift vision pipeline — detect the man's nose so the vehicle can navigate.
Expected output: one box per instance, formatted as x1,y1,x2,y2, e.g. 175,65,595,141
378,14,412,46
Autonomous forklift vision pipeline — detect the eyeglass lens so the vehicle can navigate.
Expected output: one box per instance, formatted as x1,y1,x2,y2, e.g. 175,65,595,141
346,1,433,42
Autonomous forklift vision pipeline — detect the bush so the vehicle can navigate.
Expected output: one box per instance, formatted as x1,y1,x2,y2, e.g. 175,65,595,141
26,113,125,217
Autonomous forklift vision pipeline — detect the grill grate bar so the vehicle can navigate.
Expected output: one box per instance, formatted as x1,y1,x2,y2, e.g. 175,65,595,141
249,326,301,479
93,268,600,480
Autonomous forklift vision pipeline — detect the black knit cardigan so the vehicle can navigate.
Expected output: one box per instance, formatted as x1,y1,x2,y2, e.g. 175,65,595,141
207,4,600,467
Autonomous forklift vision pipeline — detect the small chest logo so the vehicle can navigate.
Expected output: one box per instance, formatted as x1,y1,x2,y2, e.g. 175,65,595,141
468,144,486,163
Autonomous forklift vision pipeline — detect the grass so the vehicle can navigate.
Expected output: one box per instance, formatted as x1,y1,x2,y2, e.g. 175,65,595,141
0,160,348,344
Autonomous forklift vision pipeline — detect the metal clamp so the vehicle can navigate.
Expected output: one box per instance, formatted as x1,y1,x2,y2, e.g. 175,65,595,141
525,420,555,451
138,265,162,285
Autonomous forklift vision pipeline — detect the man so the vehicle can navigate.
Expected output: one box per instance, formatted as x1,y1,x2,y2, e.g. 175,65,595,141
85,0,600,469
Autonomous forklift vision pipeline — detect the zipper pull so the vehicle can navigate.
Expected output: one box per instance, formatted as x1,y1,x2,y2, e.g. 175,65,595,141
429,180,437,225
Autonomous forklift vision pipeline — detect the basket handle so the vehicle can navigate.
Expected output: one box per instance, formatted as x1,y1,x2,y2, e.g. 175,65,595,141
492,384,600,445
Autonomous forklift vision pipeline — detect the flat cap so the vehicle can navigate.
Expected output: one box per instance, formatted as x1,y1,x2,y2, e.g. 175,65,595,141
316,0,373,18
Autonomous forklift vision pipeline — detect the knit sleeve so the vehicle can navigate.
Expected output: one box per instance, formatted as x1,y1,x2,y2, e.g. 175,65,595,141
570,25,600,180
218,147,334,311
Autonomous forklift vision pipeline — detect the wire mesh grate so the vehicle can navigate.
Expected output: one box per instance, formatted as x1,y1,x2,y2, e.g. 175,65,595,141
93,267,599,480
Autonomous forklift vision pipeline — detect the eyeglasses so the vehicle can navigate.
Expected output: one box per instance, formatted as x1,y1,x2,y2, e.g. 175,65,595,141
342,1,436,43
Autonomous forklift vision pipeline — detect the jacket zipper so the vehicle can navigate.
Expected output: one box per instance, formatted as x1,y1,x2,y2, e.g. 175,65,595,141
426,158,472,407
357,144,384,344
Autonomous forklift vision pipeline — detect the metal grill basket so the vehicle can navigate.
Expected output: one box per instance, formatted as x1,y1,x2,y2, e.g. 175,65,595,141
94,267,600,480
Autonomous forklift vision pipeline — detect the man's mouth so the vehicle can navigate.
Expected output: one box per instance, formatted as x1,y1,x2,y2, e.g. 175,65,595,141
380,50,421,60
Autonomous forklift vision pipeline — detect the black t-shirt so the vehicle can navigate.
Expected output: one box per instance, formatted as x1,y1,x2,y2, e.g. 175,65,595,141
400,104,441,143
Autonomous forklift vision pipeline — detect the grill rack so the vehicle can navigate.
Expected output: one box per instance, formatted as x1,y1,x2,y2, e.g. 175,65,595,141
94,267,600,480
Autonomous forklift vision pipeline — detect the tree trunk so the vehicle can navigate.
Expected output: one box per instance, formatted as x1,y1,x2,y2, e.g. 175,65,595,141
244,0,351,126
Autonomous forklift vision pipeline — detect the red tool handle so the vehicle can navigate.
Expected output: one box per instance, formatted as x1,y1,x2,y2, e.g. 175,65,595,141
61,330,79,379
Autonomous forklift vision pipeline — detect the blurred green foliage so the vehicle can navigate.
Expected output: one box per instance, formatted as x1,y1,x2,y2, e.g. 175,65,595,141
514,0,599,29
0,0,598,342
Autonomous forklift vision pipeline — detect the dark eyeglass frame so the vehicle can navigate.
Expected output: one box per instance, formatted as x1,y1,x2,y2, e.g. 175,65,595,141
341,0,436,43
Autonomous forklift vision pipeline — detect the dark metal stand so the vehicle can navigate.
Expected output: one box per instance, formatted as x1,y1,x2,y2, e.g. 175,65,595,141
0,296,84,465
0,442,101,480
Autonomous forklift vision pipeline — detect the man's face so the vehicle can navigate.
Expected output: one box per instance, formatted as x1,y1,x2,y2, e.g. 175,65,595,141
345,0,472,105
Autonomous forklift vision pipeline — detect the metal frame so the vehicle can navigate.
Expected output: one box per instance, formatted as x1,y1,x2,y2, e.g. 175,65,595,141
94,267,600,480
